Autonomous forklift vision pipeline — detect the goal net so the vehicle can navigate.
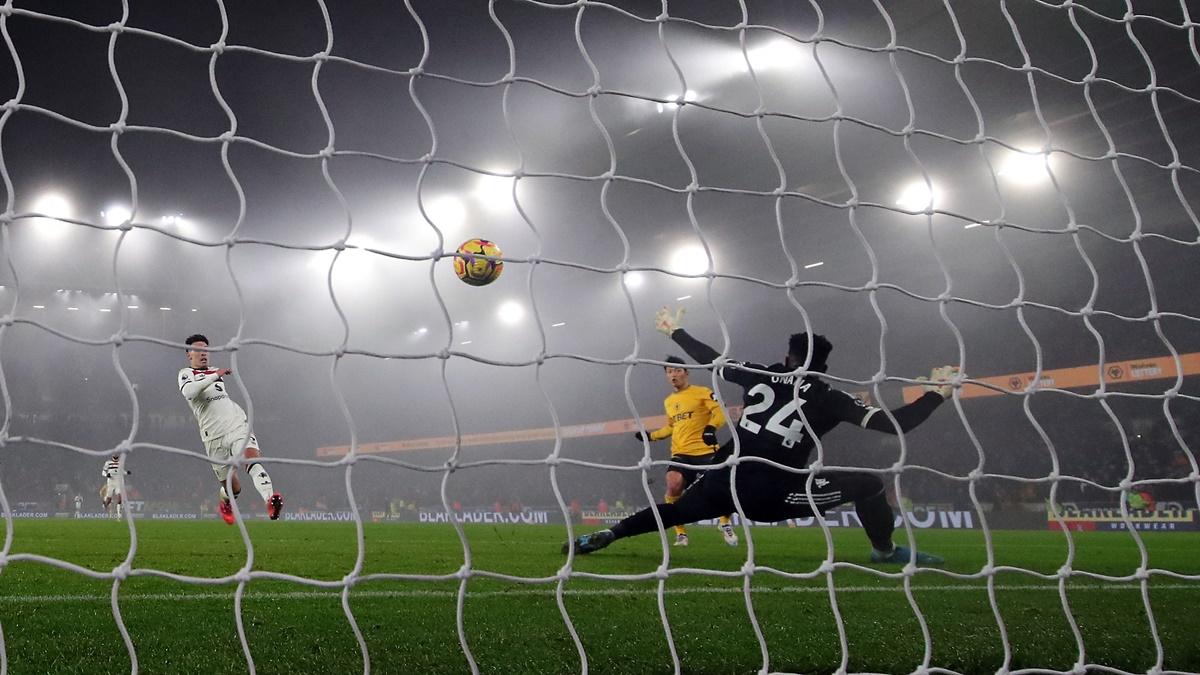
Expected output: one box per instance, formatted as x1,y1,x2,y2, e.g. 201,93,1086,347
0,0,1198,673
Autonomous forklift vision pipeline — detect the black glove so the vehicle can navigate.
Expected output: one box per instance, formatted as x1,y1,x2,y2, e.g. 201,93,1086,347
702,426,717,446
633,431,645,442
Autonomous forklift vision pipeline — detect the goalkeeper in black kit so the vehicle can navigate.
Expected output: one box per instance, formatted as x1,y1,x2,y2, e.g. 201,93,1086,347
564,306,959,565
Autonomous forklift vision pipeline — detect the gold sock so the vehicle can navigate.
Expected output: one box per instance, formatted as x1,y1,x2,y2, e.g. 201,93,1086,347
665,493,686,537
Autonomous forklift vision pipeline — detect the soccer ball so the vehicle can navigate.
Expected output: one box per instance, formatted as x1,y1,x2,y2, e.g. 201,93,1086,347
454,238,504,286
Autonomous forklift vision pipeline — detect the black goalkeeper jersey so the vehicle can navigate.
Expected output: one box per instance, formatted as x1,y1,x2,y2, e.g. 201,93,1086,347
720,360,877,469
671,330,881,470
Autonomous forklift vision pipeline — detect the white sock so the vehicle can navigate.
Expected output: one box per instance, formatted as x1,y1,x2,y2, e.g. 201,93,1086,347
248,463,275,503
116,503,122,517
220,485,234,502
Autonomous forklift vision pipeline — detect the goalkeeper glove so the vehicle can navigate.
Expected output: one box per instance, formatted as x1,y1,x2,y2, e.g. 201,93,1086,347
654,305,685,336
633,431,646,442
702,425,717,446
917,365,960,399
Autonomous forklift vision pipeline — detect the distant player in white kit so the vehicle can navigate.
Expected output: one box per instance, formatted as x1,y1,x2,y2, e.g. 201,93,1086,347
180,334,283,524
101,454,128,518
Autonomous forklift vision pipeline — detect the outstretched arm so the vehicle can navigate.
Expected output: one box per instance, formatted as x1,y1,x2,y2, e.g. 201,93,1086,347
861,392,944,434
634,409,673,442
655,306,722,366
858,366,959,434
670,329,720,366
671,330,763,388
655,306,761,387
647,424,673,441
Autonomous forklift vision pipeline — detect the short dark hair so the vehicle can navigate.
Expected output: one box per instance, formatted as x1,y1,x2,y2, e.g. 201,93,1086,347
788,333,832,372
185,334,209,349
664,355,686,369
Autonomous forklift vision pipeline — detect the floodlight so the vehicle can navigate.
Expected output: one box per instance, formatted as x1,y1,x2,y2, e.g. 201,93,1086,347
31,192,74,240
746,39,807,73
425,195,467,230
102,205,132,228
998,148,1055,186
667,245,709,276
497,300,525,325
474,173,514,210
896,181,941,212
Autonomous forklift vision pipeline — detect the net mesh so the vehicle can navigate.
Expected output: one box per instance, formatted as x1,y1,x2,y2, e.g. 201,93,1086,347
1,0,1198,672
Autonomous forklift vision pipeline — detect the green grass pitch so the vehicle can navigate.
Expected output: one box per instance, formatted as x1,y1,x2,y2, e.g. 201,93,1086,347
0,519,1197,674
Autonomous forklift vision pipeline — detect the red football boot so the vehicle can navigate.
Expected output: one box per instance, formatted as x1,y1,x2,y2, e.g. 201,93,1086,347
267,493,283,521
219,499,235,525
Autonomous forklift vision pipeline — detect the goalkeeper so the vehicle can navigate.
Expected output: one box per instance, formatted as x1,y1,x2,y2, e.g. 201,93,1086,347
566,307,958,565
636,356,738,548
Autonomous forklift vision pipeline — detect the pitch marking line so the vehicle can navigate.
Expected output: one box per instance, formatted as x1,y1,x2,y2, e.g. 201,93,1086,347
3,583,1199,604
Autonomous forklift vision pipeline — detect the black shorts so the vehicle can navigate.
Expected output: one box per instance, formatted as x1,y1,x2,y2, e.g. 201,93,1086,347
677,464,886,523
666,453,718,490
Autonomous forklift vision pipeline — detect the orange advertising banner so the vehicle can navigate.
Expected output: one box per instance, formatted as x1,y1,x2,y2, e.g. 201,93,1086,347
315,405,745,457
900,352,1200,403
316,352,1198,457
316,414,667,457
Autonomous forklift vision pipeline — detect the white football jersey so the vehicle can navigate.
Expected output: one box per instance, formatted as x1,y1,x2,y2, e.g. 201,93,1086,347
178,367,248,441
101,458,121,479
102,458,125,493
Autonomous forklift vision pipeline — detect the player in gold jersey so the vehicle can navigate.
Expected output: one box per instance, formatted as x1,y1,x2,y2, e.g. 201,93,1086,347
635,356,738,547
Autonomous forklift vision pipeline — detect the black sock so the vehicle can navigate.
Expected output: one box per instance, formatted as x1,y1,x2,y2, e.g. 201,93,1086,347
856,490,896,552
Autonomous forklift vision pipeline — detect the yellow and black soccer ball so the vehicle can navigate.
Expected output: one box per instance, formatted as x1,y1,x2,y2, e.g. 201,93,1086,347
453,238,504,286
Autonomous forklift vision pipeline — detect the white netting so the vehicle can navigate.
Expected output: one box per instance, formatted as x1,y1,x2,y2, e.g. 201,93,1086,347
0,0,1198,673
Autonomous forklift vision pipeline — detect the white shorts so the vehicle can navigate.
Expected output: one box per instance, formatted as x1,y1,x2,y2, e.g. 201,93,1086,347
103,481,122,500
204,429,260,481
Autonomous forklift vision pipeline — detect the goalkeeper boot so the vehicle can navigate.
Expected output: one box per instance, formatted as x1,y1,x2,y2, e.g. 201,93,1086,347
218,499,235,525
719,523,739,547
562,529,615,555
267,493,284,521
674,533,689,547
871,545,944,566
